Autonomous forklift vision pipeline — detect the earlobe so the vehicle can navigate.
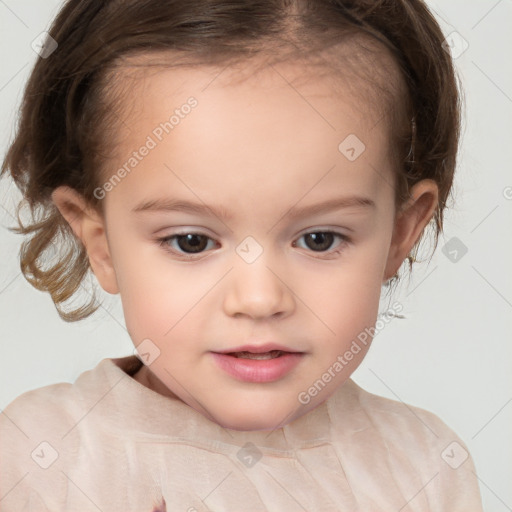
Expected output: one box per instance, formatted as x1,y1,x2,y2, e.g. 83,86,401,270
51,186,119,295
383,179,439,283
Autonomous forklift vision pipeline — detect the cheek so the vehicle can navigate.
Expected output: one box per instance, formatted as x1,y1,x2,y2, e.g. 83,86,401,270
308,239,389,352
121,268,203,342
111,243,224,355
107,230,198,340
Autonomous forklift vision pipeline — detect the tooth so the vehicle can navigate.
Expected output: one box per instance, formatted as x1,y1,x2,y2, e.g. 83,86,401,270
231,350,283,360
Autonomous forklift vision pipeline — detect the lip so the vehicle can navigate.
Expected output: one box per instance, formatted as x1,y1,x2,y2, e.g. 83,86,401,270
211,347,304,383
216,343,299,354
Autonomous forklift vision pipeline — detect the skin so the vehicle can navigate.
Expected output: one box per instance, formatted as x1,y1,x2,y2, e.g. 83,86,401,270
51,54,438,431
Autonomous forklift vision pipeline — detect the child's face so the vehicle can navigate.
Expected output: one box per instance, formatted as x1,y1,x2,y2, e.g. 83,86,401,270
54,56,436,430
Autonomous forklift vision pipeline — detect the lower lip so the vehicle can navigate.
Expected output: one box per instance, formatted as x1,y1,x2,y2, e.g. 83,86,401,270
211,352,303,383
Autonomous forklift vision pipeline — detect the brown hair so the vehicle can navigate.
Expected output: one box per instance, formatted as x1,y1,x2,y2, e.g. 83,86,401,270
1,0,462,321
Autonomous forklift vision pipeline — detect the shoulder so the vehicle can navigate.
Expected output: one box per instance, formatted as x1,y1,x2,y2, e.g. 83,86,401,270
331,379,484,510
0,357,116,438
0,359,122,509
0,356,134,438
0,380,83,470
0,356,124,444
1,380,78,434
345,379,471,465
352,380,459,443
0,382,80,510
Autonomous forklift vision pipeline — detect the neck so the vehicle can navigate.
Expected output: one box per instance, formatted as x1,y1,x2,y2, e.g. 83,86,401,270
132,364,180,401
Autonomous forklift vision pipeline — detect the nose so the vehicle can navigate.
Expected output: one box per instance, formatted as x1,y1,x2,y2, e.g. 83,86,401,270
222,254,296,320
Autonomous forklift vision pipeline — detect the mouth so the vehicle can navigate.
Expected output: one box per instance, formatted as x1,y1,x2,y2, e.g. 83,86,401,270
227,350,287,360
211,345,304,383
216,343,302,356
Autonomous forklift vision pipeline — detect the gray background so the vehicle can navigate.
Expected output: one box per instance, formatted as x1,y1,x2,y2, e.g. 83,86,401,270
1,1,511,509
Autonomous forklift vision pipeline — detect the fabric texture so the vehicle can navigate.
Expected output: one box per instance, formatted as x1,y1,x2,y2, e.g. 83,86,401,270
0,355,483,511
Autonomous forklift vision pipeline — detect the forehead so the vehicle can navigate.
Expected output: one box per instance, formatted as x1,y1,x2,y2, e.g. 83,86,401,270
112,37,401,128
101,49,398,215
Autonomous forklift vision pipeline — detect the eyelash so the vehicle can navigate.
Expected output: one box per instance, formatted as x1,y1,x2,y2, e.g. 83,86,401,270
157,230,351,260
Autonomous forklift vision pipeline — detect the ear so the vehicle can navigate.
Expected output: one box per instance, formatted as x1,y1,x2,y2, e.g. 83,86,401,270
51,186,119,294
383,179,439,283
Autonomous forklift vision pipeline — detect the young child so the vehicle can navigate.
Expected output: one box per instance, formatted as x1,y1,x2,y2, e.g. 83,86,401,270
0,0,483,510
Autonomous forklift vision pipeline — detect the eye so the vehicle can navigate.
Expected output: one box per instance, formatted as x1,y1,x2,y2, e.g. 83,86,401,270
157,230,350,259
158,233,217,257
293,231,349,255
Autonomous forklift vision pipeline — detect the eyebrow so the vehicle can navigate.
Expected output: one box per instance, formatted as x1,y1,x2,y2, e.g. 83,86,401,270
132,195,376,221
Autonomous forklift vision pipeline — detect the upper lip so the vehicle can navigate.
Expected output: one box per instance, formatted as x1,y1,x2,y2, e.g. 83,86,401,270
215,343,302,354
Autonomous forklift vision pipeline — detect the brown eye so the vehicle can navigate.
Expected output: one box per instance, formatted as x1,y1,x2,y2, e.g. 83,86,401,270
303,232,335,252
158,233,216,256
293,231,349,256
175,234,209,253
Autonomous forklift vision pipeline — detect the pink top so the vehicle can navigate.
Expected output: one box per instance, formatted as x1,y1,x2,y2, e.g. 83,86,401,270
0,355,483,511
